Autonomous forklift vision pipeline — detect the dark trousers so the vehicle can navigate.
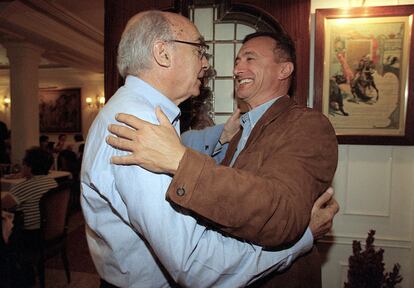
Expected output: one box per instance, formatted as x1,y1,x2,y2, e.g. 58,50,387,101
100,279,119,288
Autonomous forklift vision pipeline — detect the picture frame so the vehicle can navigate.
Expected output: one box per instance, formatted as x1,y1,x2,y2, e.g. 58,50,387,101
39,88,82,133
314,5,414,145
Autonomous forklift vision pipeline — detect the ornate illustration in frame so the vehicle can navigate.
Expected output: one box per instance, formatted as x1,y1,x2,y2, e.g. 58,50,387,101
314,5,414,145
39,88,81,133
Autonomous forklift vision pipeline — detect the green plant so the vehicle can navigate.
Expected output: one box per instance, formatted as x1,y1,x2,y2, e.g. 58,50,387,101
344,230,403,288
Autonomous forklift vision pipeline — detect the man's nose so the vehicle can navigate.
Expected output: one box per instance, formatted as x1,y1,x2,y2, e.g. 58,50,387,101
201,54,210,70
233,63,242,77
233,68,242,79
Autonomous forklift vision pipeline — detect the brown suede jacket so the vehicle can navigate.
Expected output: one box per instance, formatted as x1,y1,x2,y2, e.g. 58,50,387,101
168,96,338,287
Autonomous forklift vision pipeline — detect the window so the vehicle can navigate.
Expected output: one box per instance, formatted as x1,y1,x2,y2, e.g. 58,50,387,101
189,6,257,124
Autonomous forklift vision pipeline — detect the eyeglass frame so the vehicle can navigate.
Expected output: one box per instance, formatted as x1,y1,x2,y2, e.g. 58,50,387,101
169,39,210,60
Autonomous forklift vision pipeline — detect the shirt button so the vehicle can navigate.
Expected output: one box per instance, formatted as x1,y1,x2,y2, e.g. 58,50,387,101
176,187,185,196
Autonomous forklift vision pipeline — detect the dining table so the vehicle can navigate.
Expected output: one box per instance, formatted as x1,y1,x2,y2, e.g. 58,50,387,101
0,170,72,192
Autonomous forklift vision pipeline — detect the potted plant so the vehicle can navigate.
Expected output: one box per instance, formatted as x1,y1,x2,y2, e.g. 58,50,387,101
344,230,403,288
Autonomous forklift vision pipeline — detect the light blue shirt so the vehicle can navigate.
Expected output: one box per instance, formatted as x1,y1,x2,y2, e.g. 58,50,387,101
81,76,313,288
181,124,226,163
230,98,279,166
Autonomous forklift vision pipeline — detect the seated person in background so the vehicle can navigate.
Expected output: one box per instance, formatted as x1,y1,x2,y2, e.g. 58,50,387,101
2,147,57,241
74,134,84,143
2,147,57,285
57,149,79,180
78,143,84,162
71,133,85,159
39,135,53,154
39,135,49,150
58,149,80,210
0,121,10,164
54,134,67,153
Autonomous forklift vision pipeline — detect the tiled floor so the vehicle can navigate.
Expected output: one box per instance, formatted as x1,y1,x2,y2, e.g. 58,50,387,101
36,210,100,288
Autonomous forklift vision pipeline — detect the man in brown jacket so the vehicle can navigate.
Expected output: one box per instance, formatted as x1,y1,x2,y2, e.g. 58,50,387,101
108,31,338,287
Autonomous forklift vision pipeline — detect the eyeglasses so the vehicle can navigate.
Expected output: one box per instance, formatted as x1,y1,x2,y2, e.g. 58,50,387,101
170,39,210,60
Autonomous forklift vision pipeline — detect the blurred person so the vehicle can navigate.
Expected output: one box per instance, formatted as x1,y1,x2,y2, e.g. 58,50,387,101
2,147,57,231
2,147,57,285
54,134,67,153
39,135,49,149
74,134,84,143
0,121,10,164
185,66,215,131
39,135,51,152
71,133,85,159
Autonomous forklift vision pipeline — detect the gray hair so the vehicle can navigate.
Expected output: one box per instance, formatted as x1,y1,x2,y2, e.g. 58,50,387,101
117,11,174,78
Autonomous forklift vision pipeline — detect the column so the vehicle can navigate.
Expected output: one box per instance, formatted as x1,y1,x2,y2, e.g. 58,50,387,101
5,42,43,165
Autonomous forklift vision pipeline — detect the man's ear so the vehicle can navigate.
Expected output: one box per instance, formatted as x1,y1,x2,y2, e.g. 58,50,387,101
278,62,294,80
153,41,171,67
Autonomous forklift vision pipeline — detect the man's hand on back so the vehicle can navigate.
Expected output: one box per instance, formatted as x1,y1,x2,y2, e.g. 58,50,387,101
309,187,339,240
107,107,186,174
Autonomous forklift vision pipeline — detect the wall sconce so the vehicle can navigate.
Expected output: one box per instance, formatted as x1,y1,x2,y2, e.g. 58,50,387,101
3,97,10,109
86,94,105,109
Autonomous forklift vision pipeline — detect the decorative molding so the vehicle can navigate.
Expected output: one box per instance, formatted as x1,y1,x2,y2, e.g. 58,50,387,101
339,261,348,267
0,0,103,72
343,147,393,217
342,210,390,217
339,261,349,288
318,234,411,250
23,0,103,43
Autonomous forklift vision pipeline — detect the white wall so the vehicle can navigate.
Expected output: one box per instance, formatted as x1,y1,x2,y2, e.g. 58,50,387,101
310,0,414,287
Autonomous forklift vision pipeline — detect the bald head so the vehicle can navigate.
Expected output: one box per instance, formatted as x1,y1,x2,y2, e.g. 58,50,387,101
163,12,193,39
117,10,194,78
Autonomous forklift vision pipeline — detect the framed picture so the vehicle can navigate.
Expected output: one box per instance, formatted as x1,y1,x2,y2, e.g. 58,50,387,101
39,88,81,133
314,5,414,145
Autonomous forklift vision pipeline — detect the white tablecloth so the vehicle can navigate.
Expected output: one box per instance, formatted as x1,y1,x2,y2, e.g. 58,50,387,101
0,170,71,191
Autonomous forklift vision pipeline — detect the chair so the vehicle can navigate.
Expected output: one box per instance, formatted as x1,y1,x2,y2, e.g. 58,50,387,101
57,149,81,210
37,181,72,288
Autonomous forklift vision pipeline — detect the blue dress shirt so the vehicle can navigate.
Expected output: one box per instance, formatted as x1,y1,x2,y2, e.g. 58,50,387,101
181,124,226,163
81,76,313,288
229,98,278,166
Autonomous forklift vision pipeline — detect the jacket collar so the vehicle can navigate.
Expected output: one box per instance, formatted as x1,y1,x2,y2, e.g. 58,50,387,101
221,96,297,166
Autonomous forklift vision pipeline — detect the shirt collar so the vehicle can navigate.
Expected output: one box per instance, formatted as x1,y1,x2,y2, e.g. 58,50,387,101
241,96,283,129
125,75,181,124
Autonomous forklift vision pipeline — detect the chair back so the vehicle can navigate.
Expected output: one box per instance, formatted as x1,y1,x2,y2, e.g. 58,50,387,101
57,150,79,179
39,181,71,242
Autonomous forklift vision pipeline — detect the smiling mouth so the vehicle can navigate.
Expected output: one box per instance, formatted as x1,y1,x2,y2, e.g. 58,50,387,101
238,78,253,85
